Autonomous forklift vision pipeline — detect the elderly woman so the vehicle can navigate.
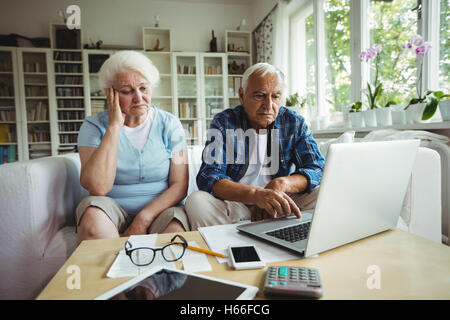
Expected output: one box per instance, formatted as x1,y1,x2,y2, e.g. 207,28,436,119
75,51,189,244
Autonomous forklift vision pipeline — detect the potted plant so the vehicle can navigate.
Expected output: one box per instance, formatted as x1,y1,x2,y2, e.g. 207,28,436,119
434,91,450,121
376,100,393,126
285,92,309,122
349,101,365,128
360,45,383,127
403,35,434,123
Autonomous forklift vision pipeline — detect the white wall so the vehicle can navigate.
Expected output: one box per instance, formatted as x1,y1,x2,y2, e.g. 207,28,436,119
0,0,269,52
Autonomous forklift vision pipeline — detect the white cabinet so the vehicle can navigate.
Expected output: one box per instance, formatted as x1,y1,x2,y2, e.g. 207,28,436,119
16,48,56,160
83,49,114,117
172,52,228,145
225,30,252,109
0,46,22,163
53,49,85,155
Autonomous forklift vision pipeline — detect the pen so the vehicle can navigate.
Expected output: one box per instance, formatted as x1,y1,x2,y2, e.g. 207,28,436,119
176,243,227,258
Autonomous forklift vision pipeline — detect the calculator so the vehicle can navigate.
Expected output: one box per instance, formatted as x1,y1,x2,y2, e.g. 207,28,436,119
263,266,323,299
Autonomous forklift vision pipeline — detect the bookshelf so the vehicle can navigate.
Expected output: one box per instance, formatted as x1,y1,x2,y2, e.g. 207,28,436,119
0,47,22,164
53,49,85,155
5,45,233,160
16,48,56,160
224,30,252,109
200,53,228,141
172,53,201,145
143,51,173,114
83,49,114,117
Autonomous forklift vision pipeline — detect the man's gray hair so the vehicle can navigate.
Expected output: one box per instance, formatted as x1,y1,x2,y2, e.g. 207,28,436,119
98,50,160,91
241,62,286,94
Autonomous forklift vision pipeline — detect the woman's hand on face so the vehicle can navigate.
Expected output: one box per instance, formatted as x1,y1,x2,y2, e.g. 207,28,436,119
107,87,125,128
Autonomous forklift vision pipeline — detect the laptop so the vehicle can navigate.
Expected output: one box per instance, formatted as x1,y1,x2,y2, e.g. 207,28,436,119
237,140,420,258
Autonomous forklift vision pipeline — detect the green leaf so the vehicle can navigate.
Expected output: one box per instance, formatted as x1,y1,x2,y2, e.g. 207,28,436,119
422,97,438,120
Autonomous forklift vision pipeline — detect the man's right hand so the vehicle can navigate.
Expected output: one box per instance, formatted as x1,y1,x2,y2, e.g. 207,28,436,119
253,188,301,219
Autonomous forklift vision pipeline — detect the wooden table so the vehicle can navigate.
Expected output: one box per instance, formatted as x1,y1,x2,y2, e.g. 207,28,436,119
37,229,450,300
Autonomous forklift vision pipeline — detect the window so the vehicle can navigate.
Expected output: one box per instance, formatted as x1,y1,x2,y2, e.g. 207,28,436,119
324,0,351,121
288,0,443,127
440,0,450,92
290,4,316,116
369,0,418,105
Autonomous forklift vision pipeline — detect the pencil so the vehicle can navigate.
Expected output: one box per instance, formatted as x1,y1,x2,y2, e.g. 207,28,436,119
184,244,227,258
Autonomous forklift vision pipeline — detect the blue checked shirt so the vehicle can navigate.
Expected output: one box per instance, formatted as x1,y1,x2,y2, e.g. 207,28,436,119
196,105,325,194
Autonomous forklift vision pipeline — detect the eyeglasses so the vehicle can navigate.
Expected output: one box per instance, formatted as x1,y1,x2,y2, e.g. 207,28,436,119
124,234,188,267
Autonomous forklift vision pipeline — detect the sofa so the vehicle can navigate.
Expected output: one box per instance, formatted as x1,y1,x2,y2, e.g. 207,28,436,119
0,140,443,299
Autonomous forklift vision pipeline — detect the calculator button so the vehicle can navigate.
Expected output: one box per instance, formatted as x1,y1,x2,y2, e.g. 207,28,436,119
269,281,278,285
280,281,287,286
279,267,288,276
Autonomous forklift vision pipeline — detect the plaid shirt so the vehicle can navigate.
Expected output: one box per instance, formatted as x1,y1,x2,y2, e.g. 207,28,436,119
196,105,325,194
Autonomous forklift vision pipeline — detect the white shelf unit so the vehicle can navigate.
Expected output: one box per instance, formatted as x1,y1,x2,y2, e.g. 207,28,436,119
83,49,115,117
224,30,252,109
143,51,174,114
143,27,171,52
172,53,201,145
0,47,23,163
53,49,85,155
16,48,56,160
200,52,228,142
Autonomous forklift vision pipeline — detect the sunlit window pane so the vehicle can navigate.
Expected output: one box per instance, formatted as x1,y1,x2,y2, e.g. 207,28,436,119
369,0,418,105
324,0,351,121
440,0,450,92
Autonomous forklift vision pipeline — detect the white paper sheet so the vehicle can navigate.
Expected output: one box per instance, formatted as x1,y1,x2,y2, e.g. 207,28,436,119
107,234,175,278
170,241,212,273
198,221,304,264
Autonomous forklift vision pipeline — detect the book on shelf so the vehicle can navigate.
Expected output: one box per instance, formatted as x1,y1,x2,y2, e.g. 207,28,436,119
0,124,9,142
0,145,16,164
27,101,48,121
0,107,16,121
58,145,77,154
178,102,197,118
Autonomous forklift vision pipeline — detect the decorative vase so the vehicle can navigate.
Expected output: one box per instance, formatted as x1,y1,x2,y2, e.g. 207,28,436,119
375,108,392,126
405,103,426,124
439,100,450,121
363,109,377,127
349,112,365,128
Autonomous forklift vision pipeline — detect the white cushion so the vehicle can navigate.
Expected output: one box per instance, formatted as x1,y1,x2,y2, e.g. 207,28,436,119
318,130,355,158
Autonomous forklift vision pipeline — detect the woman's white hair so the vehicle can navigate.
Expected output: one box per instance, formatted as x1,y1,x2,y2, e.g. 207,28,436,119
241,62,286,94
98,50,160,90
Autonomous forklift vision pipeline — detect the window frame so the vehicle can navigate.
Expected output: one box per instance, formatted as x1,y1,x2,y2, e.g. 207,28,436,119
288,0,442,123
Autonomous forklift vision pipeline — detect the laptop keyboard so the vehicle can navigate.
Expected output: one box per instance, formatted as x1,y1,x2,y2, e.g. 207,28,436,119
266,222,311,243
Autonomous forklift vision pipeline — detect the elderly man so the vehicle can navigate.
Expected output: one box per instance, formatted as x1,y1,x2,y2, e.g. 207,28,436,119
185,62,324,230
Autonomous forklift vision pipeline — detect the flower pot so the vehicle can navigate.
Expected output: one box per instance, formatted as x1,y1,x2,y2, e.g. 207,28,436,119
375,108,392,126
390,104,406,125
405,103,426,124
363,109,377,127
349,112,365,128
439,100,450,121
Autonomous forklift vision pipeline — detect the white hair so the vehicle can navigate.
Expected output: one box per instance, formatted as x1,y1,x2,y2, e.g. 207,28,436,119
241,62,286,94
98,50,160,90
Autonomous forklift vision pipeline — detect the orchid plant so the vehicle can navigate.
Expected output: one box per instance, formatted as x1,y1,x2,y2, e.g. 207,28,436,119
360,45,383,110
403,35,433,112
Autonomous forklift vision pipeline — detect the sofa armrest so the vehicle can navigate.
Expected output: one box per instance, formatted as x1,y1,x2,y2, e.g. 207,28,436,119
0,155,86,264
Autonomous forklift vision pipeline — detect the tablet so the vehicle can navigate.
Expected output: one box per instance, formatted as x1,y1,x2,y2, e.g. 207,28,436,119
95,267,259,300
